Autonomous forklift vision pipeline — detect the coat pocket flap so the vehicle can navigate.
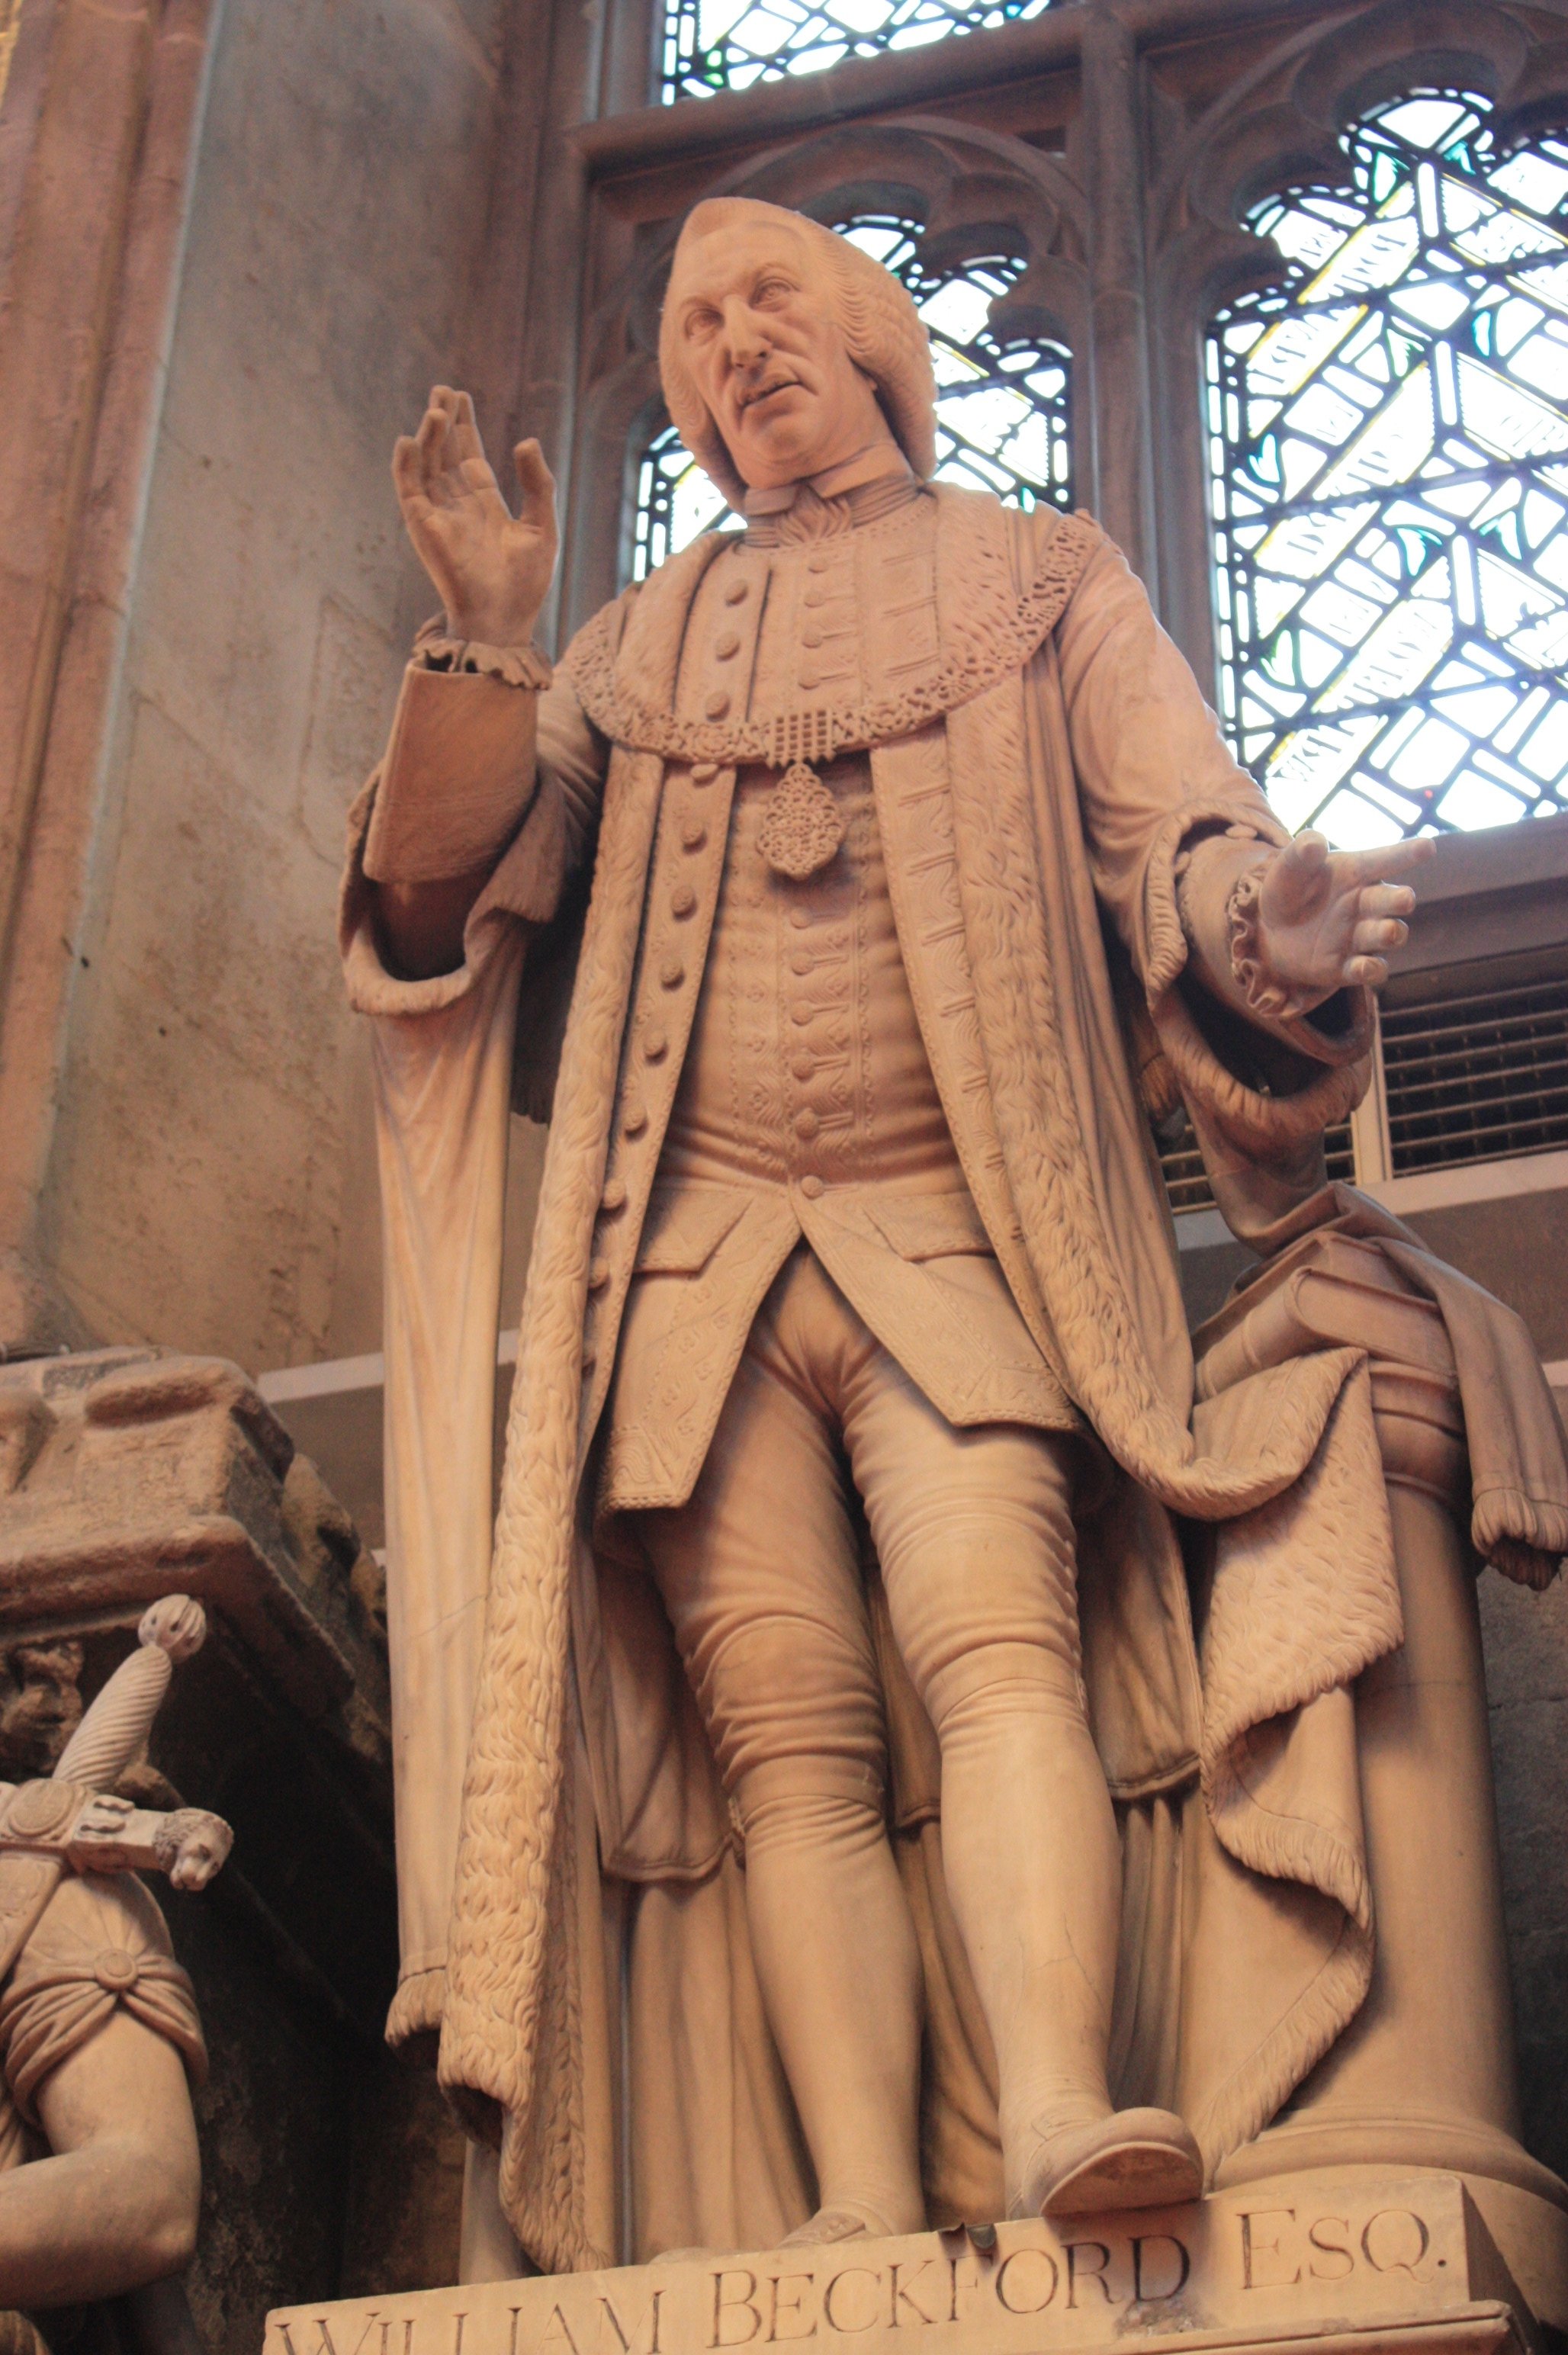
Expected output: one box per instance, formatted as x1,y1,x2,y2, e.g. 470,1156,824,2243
866,1190,993,1262
635,1187,750,1275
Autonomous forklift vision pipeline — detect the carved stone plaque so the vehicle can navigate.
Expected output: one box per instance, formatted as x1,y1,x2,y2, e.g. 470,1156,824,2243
265,2170,1539,2355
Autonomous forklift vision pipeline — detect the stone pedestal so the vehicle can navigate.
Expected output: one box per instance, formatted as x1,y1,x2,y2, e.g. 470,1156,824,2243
1194,1232,1568,2336
266,2170,1545,2355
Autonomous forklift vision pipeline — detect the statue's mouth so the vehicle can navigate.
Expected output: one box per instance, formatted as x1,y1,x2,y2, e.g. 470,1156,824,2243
737,372,801,413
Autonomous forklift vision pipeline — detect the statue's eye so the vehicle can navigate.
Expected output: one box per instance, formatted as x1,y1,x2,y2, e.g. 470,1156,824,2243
684,307,720,340
754,276,794,306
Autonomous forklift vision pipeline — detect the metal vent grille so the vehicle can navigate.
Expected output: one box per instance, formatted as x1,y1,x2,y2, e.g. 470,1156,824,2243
1381,972,1568,1175
1160,1117,1354,1214
1160,1125,1214,1215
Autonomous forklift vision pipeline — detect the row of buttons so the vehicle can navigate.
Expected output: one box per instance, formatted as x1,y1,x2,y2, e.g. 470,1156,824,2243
775,815,848,1200
702,545,850,714
704,572,752,714
589,547,869,1320
583,764,728,1373
797,549,854,696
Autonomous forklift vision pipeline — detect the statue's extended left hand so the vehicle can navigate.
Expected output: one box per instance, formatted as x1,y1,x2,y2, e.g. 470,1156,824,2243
1255,831,1434,1005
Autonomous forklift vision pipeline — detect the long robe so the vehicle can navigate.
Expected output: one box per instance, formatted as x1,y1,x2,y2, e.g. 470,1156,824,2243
341,489,1568,2270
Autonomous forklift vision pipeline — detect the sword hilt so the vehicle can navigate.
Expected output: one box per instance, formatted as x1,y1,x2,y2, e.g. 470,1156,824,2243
53,1596,207,1793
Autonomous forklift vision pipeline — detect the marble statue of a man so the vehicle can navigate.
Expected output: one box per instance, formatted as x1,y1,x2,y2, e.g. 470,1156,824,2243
341,201,1565,2277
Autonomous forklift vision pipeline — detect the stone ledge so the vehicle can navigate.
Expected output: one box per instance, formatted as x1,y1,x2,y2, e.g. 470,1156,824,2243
265,2169,1542,2355
0,1345,388,1736
0,1342,396,2030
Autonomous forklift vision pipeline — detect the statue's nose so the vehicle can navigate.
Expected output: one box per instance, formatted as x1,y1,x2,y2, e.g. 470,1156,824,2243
720,299,770,369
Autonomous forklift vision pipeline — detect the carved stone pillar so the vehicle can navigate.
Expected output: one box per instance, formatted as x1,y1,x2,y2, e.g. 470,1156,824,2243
1203,1251,1568,2321
1079,5,1157,598
0,0,220,1355
1290,1370,1521,2156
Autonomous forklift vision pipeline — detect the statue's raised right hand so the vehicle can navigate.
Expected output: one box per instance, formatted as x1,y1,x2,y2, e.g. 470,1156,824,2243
393,386,558,649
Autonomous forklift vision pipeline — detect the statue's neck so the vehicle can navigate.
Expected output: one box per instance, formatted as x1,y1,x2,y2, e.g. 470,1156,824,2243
741,439,919,547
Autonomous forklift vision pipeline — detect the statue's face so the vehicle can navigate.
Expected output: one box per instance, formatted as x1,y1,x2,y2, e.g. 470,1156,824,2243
670,222,890,488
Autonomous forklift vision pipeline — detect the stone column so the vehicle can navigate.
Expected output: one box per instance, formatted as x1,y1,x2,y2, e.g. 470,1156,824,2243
1080,3,1157,599
1294,1367,1521,2152
1210,1290,1568,2323
0,0,219,1353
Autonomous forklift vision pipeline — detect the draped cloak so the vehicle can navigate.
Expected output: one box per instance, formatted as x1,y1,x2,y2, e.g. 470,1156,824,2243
340,489,1568,2271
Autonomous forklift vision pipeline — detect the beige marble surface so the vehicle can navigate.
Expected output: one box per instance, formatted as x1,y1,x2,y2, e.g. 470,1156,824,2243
268,2170,1550,2355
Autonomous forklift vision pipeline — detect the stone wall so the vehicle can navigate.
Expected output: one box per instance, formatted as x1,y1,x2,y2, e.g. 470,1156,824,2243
37,0,512,1375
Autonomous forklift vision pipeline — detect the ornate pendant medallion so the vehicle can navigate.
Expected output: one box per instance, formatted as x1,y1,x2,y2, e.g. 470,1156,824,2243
757,761,845,880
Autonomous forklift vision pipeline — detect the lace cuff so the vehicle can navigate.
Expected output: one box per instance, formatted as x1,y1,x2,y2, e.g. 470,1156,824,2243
1226,861,1316,1024
413,617,552,692
1174,829,1370,1068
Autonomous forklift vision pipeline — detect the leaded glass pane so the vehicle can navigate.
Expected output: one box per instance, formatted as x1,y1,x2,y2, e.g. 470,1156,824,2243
1208,95,1568,847
631,422,735,580
628,220,1073,582
852,220,1073,509
662,0,1055,105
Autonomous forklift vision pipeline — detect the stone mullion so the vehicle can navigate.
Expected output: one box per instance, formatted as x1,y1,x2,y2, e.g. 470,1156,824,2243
599,0,664,117
1081,3,1158,599
1143,191,1284,694
563,359,665,635
509,0,613,660
458,0,569,477
576,0,1340,182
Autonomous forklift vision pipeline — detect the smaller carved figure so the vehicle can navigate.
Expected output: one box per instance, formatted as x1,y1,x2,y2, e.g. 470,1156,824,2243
0,1597,233,2335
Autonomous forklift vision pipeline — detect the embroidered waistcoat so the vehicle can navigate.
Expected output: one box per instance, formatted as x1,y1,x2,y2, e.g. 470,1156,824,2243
593,490,1075,1516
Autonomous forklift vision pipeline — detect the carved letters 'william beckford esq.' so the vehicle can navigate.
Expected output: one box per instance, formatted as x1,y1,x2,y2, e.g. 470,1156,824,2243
336,201,1568,2300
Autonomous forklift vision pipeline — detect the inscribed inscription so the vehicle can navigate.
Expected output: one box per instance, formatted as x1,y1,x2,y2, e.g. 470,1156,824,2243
266,2170,1520,2355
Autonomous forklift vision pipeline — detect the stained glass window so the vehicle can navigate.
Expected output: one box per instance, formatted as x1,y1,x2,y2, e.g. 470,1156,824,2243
631,422,734,580
1207,94,1568,848
662,0,1055,105
629,220,1072,581
852,220,1072,509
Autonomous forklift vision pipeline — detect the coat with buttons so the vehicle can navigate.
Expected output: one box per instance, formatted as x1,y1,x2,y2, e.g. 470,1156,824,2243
342,487,1401,2270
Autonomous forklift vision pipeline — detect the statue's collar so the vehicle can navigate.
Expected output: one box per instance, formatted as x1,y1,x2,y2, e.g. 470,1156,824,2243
741,443,919,545
741,440,914,516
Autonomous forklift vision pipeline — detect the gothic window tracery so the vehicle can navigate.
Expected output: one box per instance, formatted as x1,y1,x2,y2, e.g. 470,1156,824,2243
660,0,1055,105
632,423,732,580
629,220,1073,581
1207,92,1568,849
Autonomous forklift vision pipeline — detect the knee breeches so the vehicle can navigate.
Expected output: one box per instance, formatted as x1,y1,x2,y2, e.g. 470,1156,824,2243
633,1250,1086,1832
